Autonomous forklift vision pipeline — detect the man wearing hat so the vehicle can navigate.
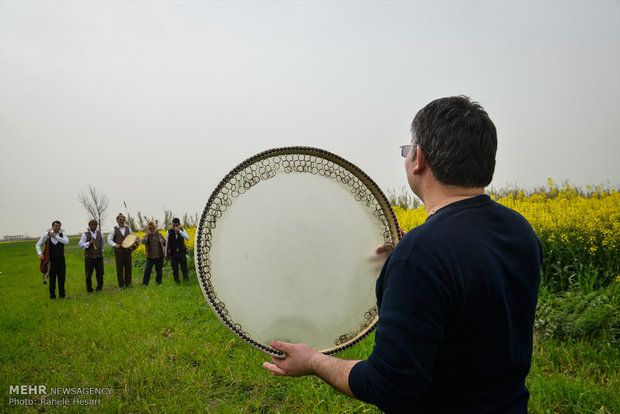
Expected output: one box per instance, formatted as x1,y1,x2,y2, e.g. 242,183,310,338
36,220,70,299
79,219,105,293
107,213,134,289
141,221,166,286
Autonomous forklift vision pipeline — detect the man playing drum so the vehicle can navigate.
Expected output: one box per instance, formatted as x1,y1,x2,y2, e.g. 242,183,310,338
107,213,134,290
79,219,105,293
263,96,542,413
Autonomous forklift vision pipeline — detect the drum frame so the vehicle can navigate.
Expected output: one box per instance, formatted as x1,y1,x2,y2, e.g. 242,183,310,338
195,146,401,357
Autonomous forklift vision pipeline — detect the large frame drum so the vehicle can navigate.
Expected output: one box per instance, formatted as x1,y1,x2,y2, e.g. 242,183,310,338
121,234,140,252
195,147,400,357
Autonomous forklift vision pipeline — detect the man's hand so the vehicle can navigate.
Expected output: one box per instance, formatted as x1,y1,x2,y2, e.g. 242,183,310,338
262,341,319,377
38,254,44,261
369,243,392,270
369,228,407,269
262,340,359,398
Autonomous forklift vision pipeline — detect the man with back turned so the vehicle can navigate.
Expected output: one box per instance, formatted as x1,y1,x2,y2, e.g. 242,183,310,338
263,96,542,413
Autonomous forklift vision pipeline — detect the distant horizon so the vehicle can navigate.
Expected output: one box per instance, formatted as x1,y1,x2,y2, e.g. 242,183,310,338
4,177,617,240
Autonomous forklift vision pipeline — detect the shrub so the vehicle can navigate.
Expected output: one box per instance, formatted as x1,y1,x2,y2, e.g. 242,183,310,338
535,283,619,344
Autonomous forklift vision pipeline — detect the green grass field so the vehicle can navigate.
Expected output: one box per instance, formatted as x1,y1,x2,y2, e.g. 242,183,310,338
1,240,618,413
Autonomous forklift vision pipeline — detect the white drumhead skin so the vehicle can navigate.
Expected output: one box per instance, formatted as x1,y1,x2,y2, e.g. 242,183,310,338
121,234,137,248
195,148,399,357
210,172,382,351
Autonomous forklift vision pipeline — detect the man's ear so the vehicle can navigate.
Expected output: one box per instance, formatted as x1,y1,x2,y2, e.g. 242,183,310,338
412,145,427,175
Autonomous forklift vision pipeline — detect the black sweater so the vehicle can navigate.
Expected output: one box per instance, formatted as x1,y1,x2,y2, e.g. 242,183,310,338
349,195,542,413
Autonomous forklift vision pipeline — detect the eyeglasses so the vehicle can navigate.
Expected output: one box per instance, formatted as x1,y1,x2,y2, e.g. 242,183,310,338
400,144,414,158
400,143,427,158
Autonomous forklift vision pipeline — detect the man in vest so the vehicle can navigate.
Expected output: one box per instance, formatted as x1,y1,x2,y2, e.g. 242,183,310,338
141,221,166,285
166,217,190,283
36,220,70,299
79,219,105,293
107,213,134,290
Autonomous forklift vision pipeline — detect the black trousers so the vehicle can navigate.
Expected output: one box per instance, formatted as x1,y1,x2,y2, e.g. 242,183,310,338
85,257,104,292
49,257,66,299
170,252,188,282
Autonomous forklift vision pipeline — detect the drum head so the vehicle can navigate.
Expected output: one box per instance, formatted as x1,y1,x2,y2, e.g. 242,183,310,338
121,234,137,249
195,147,400,357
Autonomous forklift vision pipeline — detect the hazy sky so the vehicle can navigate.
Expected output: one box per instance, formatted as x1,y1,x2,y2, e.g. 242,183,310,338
1,0,619,237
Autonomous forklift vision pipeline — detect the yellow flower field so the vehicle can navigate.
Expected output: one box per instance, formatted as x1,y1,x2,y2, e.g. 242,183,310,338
132,182,618,291
393,181,619,290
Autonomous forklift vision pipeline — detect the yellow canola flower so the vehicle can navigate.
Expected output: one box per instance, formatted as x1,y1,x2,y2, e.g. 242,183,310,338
392,205,427,232
134,226,196,256
495,184,619,257
391,182,620,263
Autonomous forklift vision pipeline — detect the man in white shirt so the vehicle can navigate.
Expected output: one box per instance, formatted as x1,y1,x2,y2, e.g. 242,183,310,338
36,220,70,299
79,219,105,293
107,213,134,289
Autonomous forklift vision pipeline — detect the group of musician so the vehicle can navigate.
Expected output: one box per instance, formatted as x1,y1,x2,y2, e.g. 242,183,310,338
36,213,191,300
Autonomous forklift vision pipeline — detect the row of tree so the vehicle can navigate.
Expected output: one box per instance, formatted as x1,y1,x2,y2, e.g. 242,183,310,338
78,185,198,231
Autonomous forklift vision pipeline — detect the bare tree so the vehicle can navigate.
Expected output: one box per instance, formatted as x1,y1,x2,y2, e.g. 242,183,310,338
182,212,199,227
120,202,199,231
78,185,109,231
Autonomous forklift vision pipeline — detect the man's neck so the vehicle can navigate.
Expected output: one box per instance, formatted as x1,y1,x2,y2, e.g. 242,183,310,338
422,184,484,217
